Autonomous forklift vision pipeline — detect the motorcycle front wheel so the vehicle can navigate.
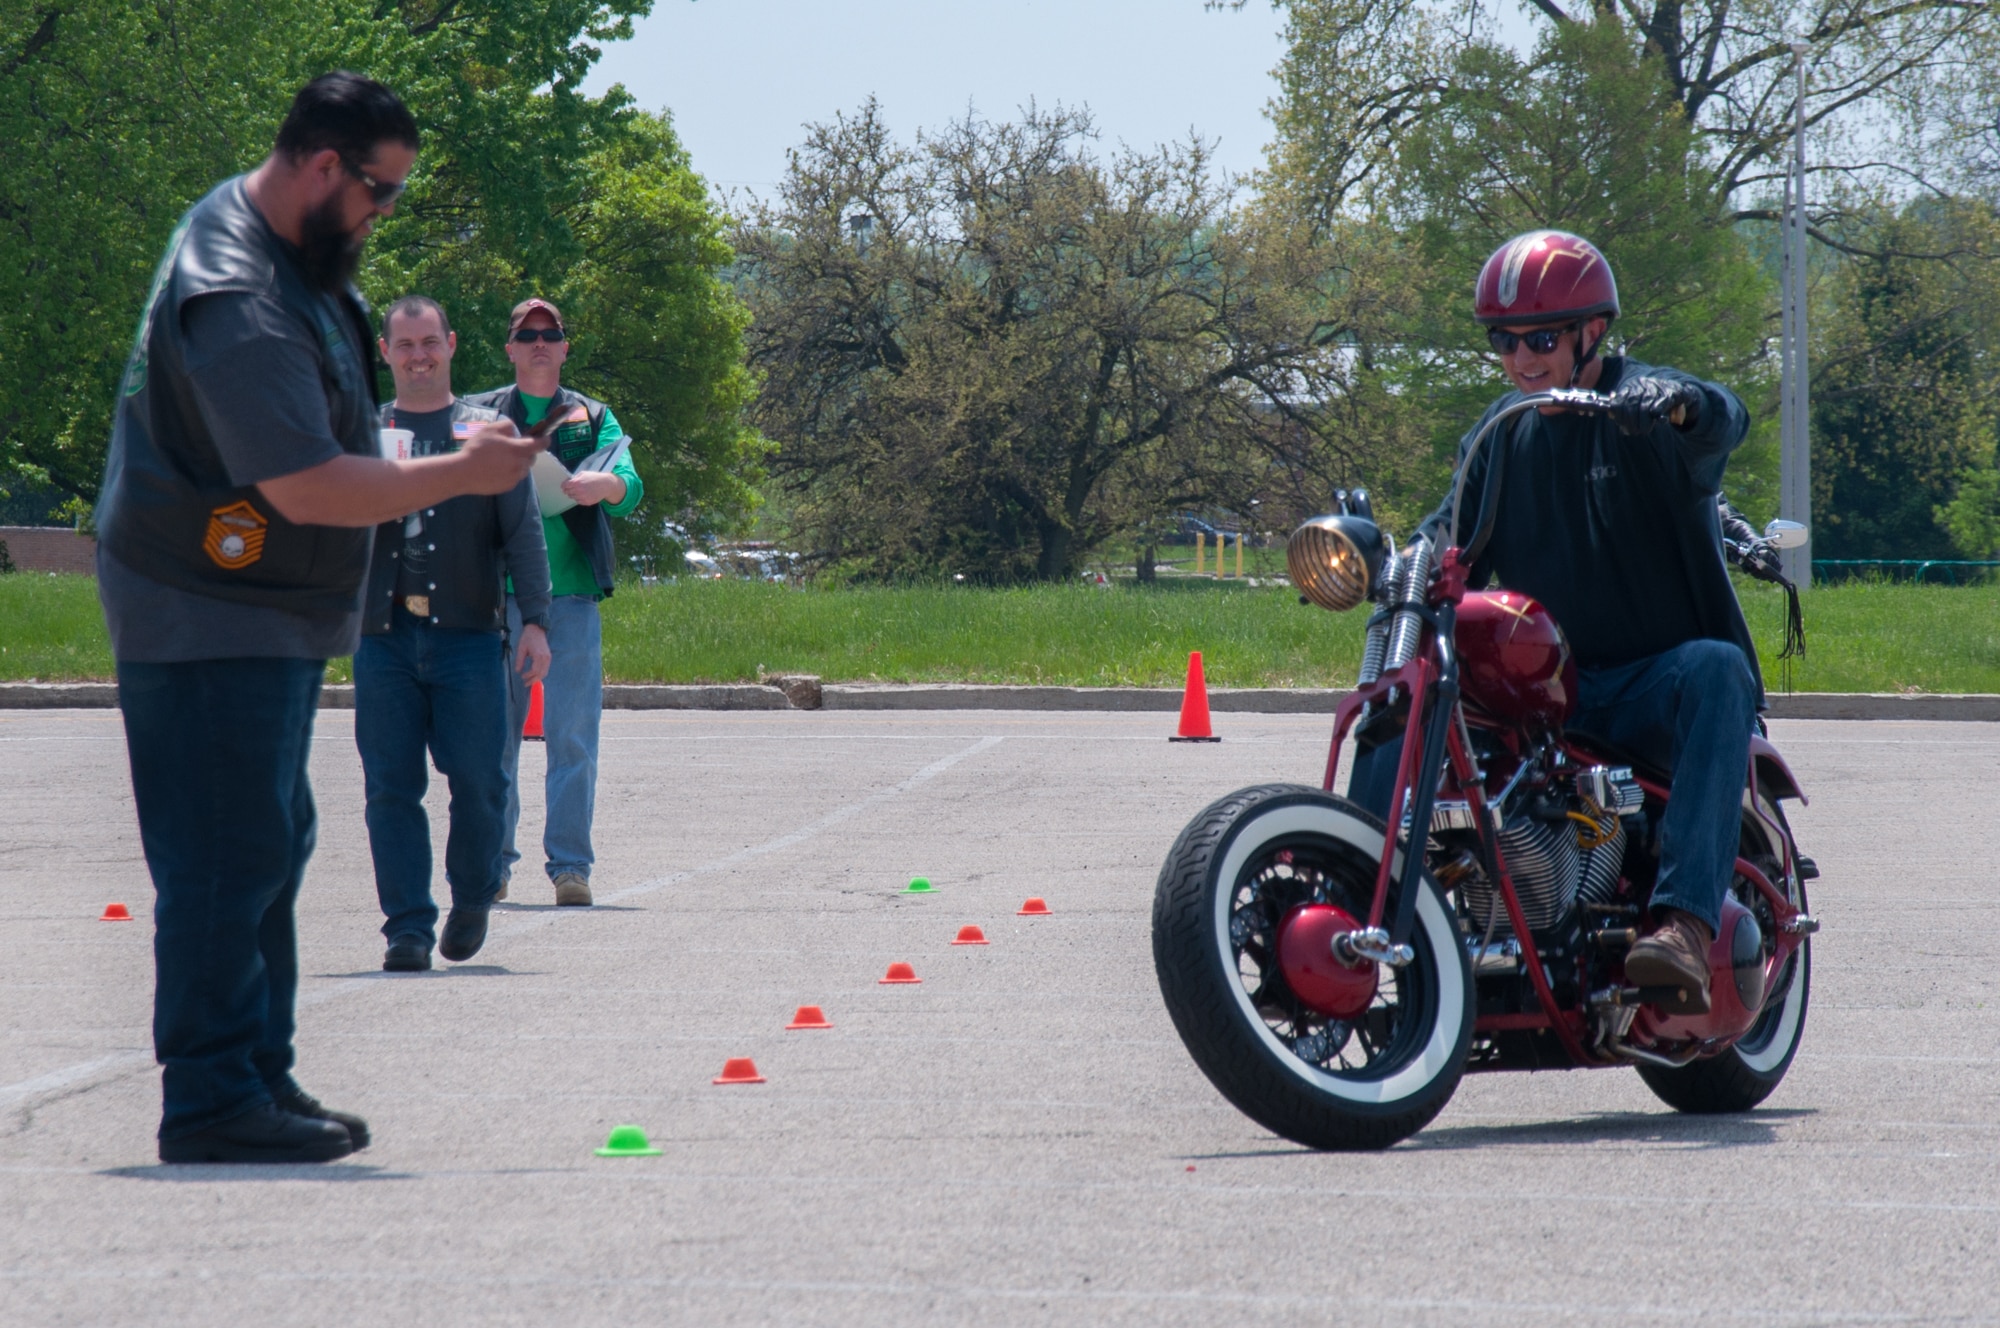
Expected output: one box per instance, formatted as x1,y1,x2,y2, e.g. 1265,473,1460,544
1152,784,1473,1151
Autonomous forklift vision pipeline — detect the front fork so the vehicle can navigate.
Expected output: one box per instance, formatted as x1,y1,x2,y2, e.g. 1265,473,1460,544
1326,606,1593,1064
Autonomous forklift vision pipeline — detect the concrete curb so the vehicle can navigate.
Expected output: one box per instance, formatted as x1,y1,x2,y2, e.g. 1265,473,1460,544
3,679,1998,720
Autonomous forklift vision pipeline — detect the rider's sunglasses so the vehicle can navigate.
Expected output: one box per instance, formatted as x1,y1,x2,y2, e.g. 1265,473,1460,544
1487,325,1573,357
341,157,407,208
511,327,568,344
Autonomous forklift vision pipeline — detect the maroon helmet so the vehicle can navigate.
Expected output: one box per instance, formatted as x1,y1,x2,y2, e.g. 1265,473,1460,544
1473,230,1619,327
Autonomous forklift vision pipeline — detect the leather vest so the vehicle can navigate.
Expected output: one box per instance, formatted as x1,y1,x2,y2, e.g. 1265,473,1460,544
361,401,511,635
462,383,618,597
97,178,378,612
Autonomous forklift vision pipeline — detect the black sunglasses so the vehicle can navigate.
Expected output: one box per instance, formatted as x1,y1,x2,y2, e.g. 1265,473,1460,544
511,327,568,344
340,157,407,208
1487,325,1574,356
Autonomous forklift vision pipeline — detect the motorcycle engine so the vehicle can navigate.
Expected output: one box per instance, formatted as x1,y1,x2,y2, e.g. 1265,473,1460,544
1449,764,1641,938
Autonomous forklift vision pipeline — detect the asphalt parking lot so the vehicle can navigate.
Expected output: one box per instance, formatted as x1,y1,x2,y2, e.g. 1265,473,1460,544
3,708,1997,1326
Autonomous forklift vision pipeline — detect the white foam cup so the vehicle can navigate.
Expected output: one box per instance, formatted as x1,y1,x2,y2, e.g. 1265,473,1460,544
379,427,416,461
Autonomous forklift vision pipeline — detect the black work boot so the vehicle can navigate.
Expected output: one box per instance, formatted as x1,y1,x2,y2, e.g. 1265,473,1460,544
438,907,489,963
383,935,432,972
272,1086,370,1150
159,1103,354,1164
1626,910,1714,1014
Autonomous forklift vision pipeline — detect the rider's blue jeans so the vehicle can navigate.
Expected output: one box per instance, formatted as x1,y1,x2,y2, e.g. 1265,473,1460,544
1348,637,1758,933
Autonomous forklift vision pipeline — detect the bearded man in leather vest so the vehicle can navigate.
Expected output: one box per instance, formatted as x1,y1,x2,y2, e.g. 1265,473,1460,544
465,298,645,909
1351,231,1760,1017
96,74,544,1164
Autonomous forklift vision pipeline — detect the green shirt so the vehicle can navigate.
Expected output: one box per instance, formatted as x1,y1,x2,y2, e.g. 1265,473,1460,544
519,390,644,598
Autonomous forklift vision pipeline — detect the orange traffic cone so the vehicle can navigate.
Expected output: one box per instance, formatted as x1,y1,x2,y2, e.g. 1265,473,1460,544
1169,651,1220,743
951,925,989,946
786,1005,832,1029
713,1057,766,1084
1017,897,1051,916
99,902,133,922
879,962,921,984
523,680,545,741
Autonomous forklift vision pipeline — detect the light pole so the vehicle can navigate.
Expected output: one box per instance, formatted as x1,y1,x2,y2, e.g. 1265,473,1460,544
1778,41,1812,584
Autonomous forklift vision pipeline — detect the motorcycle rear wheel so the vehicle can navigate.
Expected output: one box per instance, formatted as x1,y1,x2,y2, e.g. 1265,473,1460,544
1152,784,1474,1151
1638,792,1811,1114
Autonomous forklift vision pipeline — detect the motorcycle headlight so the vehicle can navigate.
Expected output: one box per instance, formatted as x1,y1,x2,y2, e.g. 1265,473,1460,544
1287,514,1386,612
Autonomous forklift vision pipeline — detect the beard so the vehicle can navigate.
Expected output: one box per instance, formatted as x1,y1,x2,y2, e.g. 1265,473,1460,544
297,194,367,292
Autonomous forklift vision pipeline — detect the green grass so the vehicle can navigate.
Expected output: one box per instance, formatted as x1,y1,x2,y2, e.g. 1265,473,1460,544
601,578,1355,687
6,570,1999,693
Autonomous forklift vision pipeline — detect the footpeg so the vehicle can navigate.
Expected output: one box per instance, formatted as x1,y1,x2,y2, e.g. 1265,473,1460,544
1334,927,1415,967
1779,914,1820,935
1589,984,1694,1009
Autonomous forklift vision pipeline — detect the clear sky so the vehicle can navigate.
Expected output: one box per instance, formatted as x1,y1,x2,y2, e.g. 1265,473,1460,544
582,0,1292,197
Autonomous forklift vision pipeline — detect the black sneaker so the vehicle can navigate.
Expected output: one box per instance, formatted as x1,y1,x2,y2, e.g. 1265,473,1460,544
438,907,489,963
159,1103,354,1164
384,935,432,972
272,1086,370,1150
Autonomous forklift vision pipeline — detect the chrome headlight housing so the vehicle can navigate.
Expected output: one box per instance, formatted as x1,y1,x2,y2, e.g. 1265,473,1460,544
1287,514,1386,612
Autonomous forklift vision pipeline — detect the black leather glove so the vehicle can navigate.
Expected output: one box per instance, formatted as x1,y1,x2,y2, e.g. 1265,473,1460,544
1608,377,1703,436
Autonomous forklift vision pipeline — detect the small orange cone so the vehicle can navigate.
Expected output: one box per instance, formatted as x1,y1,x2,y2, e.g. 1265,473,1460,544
99,902,133,922
713,1057,766,1084
786,1005,832,1029
1169,651,1220,743
879,961,921,984
523,680,545,742
952,925,989,946
1018,897,1051,916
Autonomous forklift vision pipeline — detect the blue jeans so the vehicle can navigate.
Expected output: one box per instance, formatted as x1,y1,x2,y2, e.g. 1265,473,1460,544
354,609,509,944
1349,638,1758,932
501,594,601,882
117,656,325,1141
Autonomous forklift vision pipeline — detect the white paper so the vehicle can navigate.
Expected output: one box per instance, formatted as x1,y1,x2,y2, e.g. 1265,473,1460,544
532,452,578,516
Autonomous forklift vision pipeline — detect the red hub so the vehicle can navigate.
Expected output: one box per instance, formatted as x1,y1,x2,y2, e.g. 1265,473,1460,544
1276,903,1379,1020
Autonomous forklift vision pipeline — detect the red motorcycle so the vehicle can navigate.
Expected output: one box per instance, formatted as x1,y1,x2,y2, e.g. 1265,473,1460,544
1152,389,1818,1150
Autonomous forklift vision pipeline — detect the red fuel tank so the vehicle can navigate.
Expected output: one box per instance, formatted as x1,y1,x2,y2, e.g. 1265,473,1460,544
1455,590,1579,730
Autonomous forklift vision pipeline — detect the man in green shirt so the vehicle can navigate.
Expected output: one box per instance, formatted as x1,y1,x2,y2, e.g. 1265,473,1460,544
467,298,643,906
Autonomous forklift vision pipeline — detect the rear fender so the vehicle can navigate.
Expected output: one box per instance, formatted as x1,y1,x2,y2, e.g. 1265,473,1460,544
1748,735,1806,805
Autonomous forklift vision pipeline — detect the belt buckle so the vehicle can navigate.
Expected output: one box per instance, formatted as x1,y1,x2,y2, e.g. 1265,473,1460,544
404,594,430,617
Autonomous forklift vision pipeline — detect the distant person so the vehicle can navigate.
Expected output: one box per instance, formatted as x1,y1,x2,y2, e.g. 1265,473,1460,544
466,299,643,908
358,295,553,973
95,73,544,1164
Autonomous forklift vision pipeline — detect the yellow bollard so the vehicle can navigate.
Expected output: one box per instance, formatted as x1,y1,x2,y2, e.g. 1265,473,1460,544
1195,531,1205,577
1236,532,1245,579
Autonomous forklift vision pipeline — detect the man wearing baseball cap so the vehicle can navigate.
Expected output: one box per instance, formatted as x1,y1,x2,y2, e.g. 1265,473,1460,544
465,298,643,907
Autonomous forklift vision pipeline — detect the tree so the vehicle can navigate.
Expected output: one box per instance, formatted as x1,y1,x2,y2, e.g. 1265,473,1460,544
1245,0,2000,231
1813,204,2000,558
0,0,763,543
737,102,1419,582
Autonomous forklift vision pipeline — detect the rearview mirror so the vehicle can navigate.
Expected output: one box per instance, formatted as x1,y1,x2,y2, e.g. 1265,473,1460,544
1763,519,1809,549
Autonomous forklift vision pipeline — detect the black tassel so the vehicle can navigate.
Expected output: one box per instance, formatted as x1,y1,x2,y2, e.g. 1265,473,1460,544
1778,577,1806,660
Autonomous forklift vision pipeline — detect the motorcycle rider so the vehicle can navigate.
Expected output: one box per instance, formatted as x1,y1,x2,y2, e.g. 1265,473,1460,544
1353,230,1759,1014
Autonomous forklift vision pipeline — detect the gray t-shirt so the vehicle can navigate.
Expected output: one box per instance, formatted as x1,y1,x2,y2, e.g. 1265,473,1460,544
98,271,367,663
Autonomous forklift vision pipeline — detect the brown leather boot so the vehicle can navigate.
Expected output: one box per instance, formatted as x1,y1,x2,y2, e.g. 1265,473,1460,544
1625,910,1713,1014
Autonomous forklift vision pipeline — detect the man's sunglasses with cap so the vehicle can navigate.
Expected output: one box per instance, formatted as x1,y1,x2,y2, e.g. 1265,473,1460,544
340,158,406,208
1487,325,1575,357
511,327,567,344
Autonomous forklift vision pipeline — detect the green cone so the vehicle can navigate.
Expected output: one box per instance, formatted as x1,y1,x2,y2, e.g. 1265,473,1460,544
904,876,934,894
594,1124,662,1157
